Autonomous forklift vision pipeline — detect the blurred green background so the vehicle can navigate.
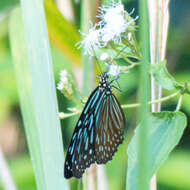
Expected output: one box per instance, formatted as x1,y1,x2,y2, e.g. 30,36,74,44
0,0,190,189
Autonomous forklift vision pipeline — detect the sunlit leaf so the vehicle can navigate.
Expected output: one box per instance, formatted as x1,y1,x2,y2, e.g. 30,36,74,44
151,60,183,90
9,4,69,190
127,111,187,190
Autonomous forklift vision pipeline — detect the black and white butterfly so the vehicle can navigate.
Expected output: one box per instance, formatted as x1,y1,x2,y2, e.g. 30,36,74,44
64,72,126,179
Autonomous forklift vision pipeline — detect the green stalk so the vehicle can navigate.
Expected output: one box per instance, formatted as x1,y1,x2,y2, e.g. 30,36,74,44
175,95,183,111
59,91,180,119
80,0,96,189
9,2,69,189
138,0,150,189
81,0,94,95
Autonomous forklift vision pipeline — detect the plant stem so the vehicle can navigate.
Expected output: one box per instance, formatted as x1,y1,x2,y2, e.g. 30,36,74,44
175,95,183,111
59,110,81,119
138,0,150,189
59,91,180,119
123,57,139,65
122,91,180,109
120,62,139,72
81,0,97,188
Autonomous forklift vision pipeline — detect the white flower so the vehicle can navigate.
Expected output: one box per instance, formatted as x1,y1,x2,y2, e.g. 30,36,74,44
57,69,74,99
57,69,69,91
60,70,67,77
101,15,127,43
98,1,138,44
100,2,125,24
108,64,120,77
60,70,68,83
77,25,103,55
59,112,65,118
127,32,132,41
57,82,65,91
100,52,109,61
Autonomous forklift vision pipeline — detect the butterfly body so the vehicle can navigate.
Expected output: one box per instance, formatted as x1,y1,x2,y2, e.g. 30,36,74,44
64,72,126,179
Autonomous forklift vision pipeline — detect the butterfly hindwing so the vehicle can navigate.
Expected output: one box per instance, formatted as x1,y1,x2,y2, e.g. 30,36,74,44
95,93,125,164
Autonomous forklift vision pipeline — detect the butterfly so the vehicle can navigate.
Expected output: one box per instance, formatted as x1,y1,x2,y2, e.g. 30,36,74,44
64,72,126,179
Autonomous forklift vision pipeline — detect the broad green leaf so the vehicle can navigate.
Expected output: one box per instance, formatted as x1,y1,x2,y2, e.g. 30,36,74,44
9,3,69,190
44,0,81,66
127,111,187,190
151,60,183,90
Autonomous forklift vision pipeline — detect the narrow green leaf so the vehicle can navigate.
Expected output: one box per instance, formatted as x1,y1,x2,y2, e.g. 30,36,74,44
151,60,183,90
138,0,150,189
9,4,69,190
127,111,187,190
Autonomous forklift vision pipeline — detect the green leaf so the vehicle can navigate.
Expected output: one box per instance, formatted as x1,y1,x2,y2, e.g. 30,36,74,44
126,111,187,190
9,4,69,190
151,60,183,90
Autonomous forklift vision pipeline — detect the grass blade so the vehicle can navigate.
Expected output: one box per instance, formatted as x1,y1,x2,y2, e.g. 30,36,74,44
9,2,69,190
137,0,150,189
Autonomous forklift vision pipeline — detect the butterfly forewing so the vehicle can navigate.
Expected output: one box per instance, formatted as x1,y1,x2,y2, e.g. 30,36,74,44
95,93,125,164
64,87,105,178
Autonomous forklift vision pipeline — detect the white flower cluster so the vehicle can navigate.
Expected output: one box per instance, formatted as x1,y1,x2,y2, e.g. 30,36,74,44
57,70,73,98
57,70,69,91
99,1,127,44
78,1,137,56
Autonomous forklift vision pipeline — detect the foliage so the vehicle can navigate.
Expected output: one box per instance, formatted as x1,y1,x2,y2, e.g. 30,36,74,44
127,112,187,190
9,2,69,190
0,0,190,190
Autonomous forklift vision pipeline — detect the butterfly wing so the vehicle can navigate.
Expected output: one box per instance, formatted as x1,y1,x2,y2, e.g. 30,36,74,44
64,87,106,178
95,93,126,164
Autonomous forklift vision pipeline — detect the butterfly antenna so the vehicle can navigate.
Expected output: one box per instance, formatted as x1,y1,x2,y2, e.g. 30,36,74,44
110,75,122,91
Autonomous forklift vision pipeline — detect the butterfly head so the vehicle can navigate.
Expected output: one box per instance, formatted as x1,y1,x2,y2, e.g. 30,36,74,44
99,72,108,83
97,72,112,93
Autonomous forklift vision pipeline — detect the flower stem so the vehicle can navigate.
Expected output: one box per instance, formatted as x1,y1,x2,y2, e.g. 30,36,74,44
123,56,139,65
59,91,180,119
175,95,183,111
122,91,180,109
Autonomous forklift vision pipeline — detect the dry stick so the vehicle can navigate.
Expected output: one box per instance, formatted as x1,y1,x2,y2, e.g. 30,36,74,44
0,146,17,190
97,165,109,190
81,0,102,188
55,0,74,21
148,0,170,190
